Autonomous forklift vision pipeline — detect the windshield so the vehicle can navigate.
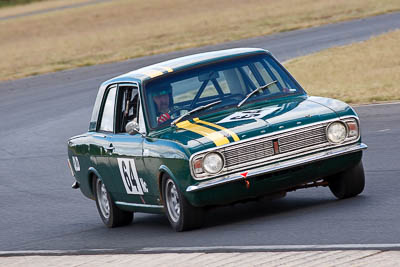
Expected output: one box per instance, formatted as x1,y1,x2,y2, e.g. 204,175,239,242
144,54,304,129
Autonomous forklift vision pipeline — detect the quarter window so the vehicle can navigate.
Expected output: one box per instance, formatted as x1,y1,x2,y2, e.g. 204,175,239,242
99,87,116,132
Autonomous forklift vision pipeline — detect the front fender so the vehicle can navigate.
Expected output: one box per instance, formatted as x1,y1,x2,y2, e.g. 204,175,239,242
308,96,357,117
157,163,195,201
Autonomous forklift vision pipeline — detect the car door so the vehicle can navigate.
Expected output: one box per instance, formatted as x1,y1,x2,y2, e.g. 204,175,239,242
106,84,159,206
89,85,120,194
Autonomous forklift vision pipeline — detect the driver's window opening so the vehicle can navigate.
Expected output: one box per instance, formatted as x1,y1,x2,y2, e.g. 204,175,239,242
117,85,138,133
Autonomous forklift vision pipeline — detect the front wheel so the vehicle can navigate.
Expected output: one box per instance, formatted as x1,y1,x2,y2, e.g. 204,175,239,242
328,161,365,199
162,175,204,232
93,176,133,227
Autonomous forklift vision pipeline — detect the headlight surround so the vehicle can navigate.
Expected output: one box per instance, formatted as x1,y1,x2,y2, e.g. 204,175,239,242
202,152,224,174
327,121,347,143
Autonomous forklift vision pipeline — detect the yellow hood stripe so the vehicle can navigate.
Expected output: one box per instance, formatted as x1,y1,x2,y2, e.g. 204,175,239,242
193,118,240,142
176,120,230,146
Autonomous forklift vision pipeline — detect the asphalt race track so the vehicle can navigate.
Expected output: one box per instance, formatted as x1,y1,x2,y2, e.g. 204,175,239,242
0,12,399,253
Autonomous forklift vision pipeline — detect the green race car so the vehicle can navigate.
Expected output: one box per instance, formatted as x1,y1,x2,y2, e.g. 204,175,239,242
67,48,367,231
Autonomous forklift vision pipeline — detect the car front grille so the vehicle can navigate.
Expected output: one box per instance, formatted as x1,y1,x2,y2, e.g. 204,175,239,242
224,141,274,167
222,124,328,169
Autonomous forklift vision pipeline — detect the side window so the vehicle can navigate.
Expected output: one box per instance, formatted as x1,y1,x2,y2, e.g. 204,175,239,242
116,86,139,133
99,87,116,132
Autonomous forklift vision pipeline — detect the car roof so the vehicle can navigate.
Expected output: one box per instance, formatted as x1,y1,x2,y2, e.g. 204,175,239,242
103,48,270,86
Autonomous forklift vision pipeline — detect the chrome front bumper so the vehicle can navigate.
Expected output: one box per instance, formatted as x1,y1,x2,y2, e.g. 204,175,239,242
186,143,367,192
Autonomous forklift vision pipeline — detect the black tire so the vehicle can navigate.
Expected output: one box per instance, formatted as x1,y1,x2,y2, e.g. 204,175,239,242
328,160,365,199
93,176,133,228
162,175,204,232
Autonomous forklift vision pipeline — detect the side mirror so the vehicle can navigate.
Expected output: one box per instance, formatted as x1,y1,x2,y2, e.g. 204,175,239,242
125,120,140,135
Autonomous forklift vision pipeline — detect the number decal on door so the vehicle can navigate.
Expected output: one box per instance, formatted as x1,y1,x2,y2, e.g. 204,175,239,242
117,158,148,195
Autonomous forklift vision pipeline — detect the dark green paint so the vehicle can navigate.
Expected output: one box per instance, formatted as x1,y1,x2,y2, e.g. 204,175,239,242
188,152,363,207
68,48,364,214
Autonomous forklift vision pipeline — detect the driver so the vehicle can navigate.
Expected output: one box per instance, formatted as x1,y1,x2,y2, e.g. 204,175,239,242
152,84,173,124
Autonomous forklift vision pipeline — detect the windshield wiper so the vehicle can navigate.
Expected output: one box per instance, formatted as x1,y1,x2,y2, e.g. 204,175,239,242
237,80,278,108
171,100,222,126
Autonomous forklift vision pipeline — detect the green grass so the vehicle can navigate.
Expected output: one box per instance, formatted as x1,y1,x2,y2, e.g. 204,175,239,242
1,0,399,82
284,30,400,104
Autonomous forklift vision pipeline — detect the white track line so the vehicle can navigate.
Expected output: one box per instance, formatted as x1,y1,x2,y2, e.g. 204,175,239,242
0,249,115,256
139,244,400,252
2,244,400,256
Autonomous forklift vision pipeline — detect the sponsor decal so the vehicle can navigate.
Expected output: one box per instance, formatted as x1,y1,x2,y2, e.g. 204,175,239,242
71,156,80,172
137,66,173,78
141,69,163,78
157,66,173,73
117,158,149,195
218,107,280,123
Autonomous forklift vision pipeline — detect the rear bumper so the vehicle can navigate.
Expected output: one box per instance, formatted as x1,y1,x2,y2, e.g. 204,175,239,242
186,143,367,192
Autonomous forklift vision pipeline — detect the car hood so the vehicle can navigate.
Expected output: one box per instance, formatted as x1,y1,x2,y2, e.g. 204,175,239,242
156,96,351,154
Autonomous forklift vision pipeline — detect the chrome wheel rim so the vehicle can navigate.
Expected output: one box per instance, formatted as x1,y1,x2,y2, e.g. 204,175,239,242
97,179,110,219
166,179,180,223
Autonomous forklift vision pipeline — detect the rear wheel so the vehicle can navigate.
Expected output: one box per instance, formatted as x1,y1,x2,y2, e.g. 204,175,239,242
328,161,365,199
93,176,133,227
162,175,204,232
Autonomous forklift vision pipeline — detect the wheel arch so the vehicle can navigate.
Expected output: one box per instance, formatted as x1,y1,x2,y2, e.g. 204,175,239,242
158,165,180,202
87,167,104,200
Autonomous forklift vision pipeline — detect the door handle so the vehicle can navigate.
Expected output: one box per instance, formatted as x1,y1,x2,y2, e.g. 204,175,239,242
105,144,115,152
93,134,107,138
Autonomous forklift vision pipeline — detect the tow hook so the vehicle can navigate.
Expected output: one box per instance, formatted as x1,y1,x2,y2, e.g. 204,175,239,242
240,171,250,189
244,179,250,189
72,181,80,189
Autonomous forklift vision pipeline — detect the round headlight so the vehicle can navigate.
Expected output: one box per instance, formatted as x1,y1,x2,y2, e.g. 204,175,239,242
203,152,224,174
327,122,347,143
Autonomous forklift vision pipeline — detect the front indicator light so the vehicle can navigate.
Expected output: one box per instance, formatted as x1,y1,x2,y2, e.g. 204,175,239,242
327,121,347,143
193,158,203,174
346,121,359,138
